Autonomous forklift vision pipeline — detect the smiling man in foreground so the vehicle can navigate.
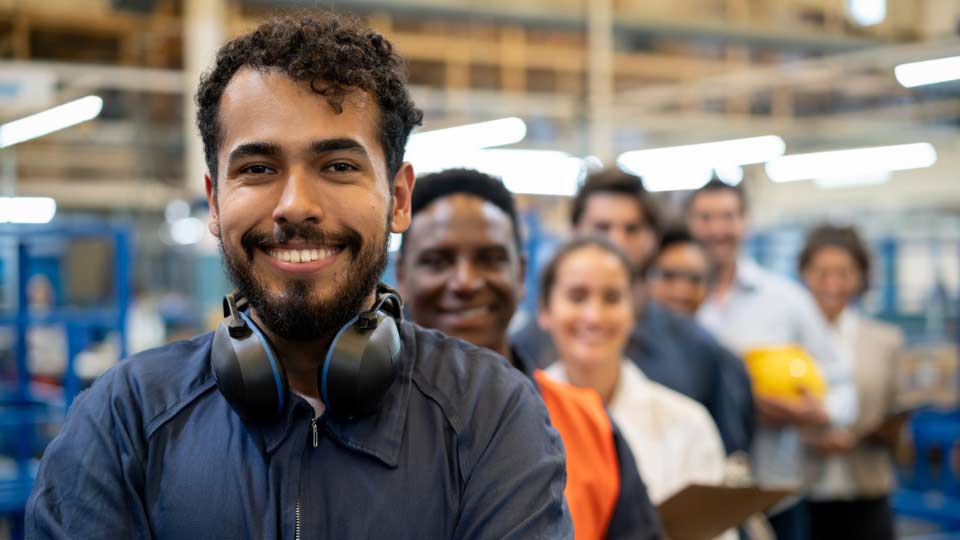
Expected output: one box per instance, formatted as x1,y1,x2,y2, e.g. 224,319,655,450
27,13,572,539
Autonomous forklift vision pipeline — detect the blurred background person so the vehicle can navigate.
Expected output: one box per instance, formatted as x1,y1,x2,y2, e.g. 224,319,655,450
397,169,662,540
514,168,755,456
647,226,712,316
687,179,857,540
536,237,729,527
799,224,907,540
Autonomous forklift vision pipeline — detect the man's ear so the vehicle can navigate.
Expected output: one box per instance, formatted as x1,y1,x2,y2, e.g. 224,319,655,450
390,162,415,234
205,174,221,238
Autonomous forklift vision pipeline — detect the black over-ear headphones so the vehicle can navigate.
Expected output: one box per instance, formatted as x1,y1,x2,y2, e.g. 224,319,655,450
211,283,404,422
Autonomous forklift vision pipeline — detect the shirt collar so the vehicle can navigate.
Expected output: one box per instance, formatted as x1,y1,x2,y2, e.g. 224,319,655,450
258,322,415,469
732,257,764,292
834,306,859,335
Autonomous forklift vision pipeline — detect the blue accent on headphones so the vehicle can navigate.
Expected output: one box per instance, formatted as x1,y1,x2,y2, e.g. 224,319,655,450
210,284,404,423
238,310,287,419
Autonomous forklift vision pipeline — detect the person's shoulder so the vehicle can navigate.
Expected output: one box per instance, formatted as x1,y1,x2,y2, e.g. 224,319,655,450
534,370,609,430
649,302,730,357
402,322,542,433
644,369,716,425
748,263,821,315
858,315,906,348
751,263,805,297
77,332,217,428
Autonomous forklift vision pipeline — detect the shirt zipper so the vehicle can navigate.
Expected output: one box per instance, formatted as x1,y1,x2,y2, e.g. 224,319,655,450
296,417,318,540
295,497,301,540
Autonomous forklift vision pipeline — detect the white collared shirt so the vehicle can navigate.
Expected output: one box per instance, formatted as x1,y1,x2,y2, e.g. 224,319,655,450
697,257,858,487
545,360,725,505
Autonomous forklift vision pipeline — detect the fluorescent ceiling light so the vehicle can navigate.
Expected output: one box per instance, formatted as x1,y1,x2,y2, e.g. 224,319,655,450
406,117,526,154
895,56,960,88
637,163,712,192
714,165,744,186
410,148,585,197
642,171,710,192
0,95,103,148
617,135,785,177
169,217,206,245
164,199,191,223
0,197,57,224
765,143,937,183
814,172,891,190
846,0,886,26
640,165,744,192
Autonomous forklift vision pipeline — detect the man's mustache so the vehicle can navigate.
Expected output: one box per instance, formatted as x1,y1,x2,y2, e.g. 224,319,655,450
240,222,363,261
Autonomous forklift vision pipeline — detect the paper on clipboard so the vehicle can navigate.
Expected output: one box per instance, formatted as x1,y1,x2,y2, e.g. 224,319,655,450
656,484,795,540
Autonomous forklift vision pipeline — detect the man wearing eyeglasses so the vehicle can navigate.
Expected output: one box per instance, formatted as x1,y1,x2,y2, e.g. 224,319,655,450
647,227,712,316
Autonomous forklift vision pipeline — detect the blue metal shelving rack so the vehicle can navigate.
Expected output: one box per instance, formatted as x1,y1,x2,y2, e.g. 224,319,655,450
0,221,131,539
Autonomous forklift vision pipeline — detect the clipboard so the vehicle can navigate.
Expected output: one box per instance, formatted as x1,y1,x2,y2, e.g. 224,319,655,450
894,343,959,412
656,484,795,540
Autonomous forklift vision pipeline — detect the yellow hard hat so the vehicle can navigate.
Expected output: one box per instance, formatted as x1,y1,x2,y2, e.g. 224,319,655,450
743,345,827,401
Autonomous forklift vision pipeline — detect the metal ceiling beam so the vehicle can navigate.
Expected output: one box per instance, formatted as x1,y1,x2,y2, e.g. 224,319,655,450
616,38,960,110
242,0,882,52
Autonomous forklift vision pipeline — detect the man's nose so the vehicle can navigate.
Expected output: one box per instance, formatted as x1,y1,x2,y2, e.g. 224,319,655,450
273,170,324,226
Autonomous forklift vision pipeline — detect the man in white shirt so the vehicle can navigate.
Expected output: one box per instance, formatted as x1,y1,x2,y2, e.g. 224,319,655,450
686,179,857,540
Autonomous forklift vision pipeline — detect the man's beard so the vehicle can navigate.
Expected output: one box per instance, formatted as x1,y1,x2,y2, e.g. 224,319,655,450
220,219,390,342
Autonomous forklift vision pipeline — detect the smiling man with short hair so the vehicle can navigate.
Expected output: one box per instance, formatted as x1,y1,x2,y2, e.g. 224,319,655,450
27,14,572,540
398,168,662,540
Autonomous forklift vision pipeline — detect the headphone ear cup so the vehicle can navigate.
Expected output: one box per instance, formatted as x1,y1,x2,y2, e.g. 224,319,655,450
320,312,401,417
211,315,289,423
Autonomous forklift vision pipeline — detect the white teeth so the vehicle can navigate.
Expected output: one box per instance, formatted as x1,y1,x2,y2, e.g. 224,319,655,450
269,247,339,264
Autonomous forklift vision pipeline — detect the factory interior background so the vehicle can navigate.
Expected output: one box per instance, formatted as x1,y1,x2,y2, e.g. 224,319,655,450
1,0,960,538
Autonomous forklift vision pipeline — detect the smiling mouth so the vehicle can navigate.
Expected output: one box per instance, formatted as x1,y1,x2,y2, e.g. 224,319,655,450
439,305,496,321
266,246,343,264
456,306,491,317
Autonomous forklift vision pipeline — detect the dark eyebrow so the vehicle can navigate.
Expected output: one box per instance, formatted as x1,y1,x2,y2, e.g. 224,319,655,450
310,138,369,158
227,142,282,164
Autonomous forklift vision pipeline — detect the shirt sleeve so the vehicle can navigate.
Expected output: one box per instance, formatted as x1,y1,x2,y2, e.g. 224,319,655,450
685,407,726,486
605,422,663,540
451,377,574,540
708,340,756,455
26,370,152,540
794,291,858,427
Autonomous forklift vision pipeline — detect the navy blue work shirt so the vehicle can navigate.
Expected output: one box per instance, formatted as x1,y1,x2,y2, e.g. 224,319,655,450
27,322,574,539
513,300,755,455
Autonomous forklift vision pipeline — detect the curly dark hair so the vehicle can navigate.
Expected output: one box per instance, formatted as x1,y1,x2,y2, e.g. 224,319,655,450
196,12,423,189
798,224,872,295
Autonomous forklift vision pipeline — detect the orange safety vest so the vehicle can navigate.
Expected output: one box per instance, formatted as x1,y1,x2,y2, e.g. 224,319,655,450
534,370,621,540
